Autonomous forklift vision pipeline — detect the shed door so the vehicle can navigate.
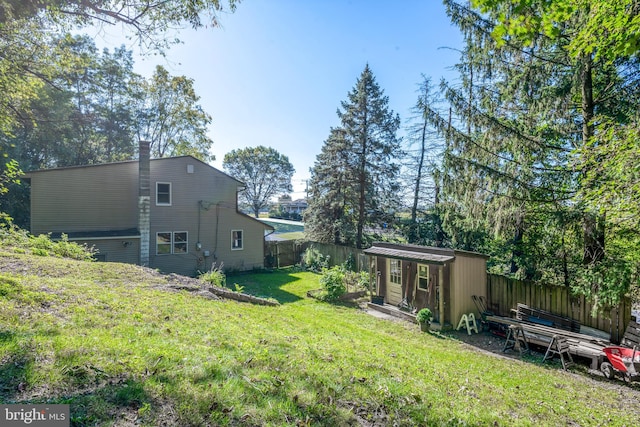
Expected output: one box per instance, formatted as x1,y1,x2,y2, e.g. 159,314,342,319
386,259,402,305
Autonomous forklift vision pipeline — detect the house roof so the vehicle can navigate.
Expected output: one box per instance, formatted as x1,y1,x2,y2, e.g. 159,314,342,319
22,155,245,186
363,242,488,264
48,228,141,240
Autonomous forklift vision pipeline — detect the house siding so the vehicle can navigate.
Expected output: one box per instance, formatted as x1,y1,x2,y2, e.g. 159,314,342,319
82,238,140,264
27,156,271,276
30,162,138,234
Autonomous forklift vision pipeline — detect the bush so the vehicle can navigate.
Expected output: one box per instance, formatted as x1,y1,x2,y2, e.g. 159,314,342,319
319,266,346,302
343,270,370,292
301,247,330,272
199,262,226,287
416,308,433,324
0,225,95,261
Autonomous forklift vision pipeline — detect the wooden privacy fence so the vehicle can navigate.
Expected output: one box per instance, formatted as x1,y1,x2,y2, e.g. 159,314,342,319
264,240,366,270
487,274,632,343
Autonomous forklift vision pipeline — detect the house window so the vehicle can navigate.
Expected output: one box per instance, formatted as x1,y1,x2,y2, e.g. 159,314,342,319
173,232,188,253
156,182,172,206
389,259,402,285
156,231,188,255
231,230,243,250
417,264,430,290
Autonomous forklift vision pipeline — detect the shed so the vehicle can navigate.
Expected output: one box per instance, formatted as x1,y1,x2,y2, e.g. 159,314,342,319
363,242,488,329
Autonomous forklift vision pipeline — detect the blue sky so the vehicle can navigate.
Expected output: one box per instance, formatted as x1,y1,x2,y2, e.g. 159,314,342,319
91,1,463,198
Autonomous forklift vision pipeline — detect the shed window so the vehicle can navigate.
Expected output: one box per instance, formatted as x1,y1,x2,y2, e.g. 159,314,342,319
417,264,429,290
156,182,172,206
389,259,402,285
231,230,243,250
156,231,188,255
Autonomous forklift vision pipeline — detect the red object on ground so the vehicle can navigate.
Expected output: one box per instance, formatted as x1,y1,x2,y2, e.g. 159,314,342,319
603,346,639,373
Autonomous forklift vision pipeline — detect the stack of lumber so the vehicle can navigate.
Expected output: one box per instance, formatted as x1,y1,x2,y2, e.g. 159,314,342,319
515,303,581,332
487,315,609,369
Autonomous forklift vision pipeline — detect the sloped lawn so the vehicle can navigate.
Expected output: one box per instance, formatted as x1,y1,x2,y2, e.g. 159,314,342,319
0,252,639,426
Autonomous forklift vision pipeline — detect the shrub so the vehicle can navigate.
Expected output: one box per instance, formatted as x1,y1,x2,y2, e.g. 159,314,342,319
319,266,346,302
301,247,330,272
342,270,370,292
199,262,226,287
0,225,95,261
343,253,356,271
416,308,433,324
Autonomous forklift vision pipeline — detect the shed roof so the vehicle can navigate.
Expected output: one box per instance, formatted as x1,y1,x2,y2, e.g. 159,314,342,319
363,245,455,265
363,242,488,264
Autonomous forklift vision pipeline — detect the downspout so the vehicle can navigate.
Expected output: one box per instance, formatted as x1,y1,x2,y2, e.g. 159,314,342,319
138,141,151,267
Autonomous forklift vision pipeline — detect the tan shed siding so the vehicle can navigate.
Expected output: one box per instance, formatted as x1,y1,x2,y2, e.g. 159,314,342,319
30,163,138,234
450,255,487,325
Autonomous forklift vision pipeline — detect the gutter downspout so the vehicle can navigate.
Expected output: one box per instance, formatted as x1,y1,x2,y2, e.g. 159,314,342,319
438,264,445,326
138,141,151,267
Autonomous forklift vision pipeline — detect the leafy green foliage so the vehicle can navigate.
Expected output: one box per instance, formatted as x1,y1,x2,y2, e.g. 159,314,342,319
0,225,95,260
0,0,235,221
135,65,214,162
434,1,640,305
198,262,226,287
301,247,330,272
319,266,346,302
572,257,638,314
223,146,295,217
416,308,433,324
471,0,640,63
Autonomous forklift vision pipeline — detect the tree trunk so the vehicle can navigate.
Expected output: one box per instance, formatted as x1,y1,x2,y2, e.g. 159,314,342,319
580,55,605,264
409,118,428,243
356,104,368,249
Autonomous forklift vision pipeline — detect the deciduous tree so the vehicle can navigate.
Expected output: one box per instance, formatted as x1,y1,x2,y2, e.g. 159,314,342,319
223,146,295,218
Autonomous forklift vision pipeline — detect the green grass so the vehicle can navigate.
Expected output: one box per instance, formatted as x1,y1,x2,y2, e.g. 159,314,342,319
0,251,638,426
271,231,305,241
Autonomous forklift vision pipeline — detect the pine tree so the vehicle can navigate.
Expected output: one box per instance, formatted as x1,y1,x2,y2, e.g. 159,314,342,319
306,65,402,248
436,1,640,298
436,1,582,279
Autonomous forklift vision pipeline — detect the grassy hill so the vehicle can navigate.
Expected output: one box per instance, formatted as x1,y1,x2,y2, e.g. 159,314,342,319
1,247,639,425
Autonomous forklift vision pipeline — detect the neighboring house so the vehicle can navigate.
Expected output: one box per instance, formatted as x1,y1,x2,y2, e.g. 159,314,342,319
364,242,488,329
23,142,273,276
278,197,308,215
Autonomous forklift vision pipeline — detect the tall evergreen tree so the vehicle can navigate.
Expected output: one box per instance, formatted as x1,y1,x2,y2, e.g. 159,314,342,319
305,128,357,245
435,1,640,303
306,65,401,249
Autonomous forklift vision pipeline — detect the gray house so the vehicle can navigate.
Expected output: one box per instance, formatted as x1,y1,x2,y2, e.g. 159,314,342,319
23,142,273,276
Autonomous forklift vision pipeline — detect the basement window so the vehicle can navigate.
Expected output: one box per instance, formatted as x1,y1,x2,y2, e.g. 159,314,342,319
156,231,188,255
156,182,172,206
